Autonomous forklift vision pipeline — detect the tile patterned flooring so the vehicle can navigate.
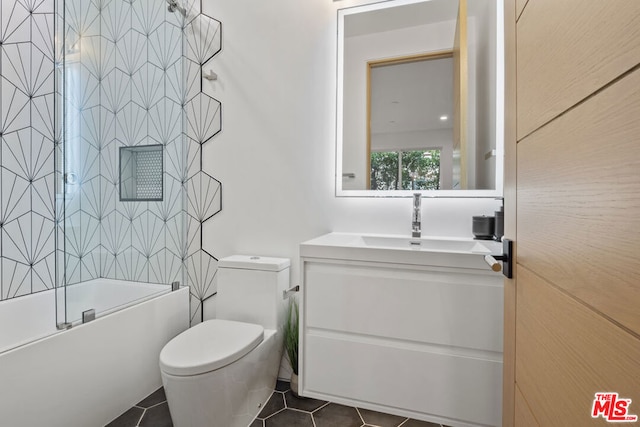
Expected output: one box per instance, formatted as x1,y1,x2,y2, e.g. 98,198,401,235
106,381,451,427
105,388,172,427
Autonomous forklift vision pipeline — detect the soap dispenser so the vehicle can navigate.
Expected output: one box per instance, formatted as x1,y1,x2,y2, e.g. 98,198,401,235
494,200,504,241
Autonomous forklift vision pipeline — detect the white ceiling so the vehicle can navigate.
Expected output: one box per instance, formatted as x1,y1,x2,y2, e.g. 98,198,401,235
370,56,453,135
346,0,495,138
346,0,460,138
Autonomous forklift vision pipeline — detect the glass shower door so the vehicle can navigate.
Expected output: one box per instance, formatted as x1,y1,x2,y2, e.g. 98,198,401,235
55,0,186,327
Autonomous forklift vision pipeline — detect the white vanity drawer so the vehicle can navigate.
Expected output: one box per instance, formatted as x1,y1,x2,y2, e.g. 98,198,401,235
304,333,502,427
304,261,503,353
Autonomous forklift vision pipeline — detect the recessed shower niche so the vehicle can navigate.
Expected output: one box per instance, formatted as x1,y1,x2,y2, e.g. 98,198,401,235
119,145,164,202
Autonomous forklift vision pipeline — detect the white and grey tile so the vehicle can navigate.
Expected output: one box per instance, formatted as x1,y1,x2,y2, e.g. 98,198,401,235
107,382,454,427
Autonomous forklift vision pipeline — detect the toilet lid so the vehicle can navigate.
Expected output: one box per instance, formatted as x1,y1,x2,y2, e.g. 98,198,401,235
160,319,264,376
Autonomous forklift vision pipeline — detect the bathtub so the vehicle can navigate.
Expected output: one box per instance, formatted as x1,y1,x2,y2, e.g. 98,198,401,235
0,278,189,427
61,279,176,326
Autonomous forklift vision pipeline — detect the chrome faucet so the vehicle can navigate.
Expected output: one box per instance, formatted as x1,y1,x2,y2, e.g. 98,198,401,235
411,193,421,238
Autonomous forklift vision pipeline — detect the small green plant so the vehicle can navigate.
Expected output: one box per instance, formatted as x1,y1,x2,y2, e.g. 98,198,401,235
283,298,299,375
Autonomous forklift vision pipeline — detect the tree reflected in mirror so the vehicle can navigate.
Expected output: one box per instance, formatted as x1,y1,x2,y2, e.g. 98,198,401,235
370,149,440,190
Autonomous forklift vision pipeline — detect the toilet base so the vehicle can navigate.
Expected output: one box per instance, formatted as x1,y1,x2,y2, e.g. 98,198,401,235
162,329,280,427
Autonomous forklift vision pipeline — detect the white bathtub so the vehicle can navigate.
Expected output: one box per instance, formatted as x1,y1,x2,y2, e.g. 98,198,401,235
0,288,59,354
0,279,189,427
61,279,174,326
0,279,174,354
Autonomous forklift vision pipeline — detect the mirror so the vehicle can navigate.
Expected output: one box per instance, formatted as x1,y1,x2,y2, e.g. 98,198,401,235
336,0,504,197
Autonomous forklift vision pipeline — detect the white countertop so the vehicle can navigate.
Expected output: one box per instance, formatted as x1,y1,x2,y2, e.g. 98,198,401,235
300,232,504,271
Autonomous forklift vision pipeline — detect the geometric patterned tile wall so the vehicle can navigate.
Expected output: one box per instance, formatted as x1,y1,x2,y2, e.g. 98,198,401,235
0,0,56,300
0,0,223,325
63,0,101,286
61,0,191,288
105,0,185,287
61,0,223,324
64,0,184,284
184,10,222,325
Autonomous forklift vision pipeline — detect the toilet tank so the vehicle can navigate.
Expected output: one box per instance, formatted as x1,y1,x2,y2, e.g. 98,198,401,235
217,255,290,330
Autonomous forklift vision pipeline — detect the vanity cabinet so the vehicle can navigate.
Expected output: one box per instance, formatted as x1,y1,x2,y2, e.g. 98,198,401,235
299,236,503,427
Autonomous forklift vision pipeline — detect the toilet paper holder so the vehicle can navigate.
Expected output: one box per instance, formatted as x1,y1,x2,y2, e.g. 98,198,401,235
283,285,300,300
484,238,513,278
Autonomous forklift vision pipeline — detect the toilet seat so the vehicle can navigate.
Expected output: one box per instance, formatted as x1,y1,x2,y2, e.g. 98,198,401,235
160,319,264,376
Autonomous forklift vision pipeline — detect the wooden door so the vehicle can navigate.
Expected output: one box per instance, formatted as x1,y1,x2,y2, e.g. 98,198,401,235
503,0,640,426
453,0,468,189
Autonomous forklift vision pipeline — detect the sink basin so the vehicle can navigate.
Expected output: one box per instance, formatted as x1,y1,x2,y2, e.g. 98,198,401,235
300,232,503,270
359,235,497,254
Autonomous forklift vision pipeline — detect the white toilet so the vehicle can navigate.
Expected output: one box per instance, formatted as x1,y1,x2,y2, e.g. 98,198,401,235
159,255,290,427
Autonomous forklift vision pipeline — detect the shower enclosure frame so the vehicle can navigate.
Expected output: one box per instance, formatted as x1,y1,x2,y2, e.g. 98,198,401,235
53,0,193,329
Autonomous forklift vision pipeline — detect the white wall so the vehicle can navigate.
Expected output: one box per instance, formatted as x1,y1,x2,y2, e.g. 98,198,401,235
200,0,502,319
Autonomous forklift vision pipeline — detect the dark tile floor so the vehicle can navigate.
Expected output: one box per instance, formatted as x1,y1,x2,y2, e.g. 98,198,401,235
106,381,451,427
105,388,172,427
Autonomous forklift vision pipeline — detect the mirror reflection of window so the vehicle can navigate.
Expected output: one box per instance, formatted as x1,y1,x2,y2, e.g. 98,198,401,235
368,54,453,190
371,149,441,190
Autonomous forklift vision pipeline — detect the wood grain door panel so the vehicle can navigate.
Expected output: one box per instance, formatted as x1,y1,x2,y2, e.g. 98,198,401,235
515,0,528,22
516,267,640,427
516,0,640,138
517,67,640,335
506,0,640,425
514,386,538,427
